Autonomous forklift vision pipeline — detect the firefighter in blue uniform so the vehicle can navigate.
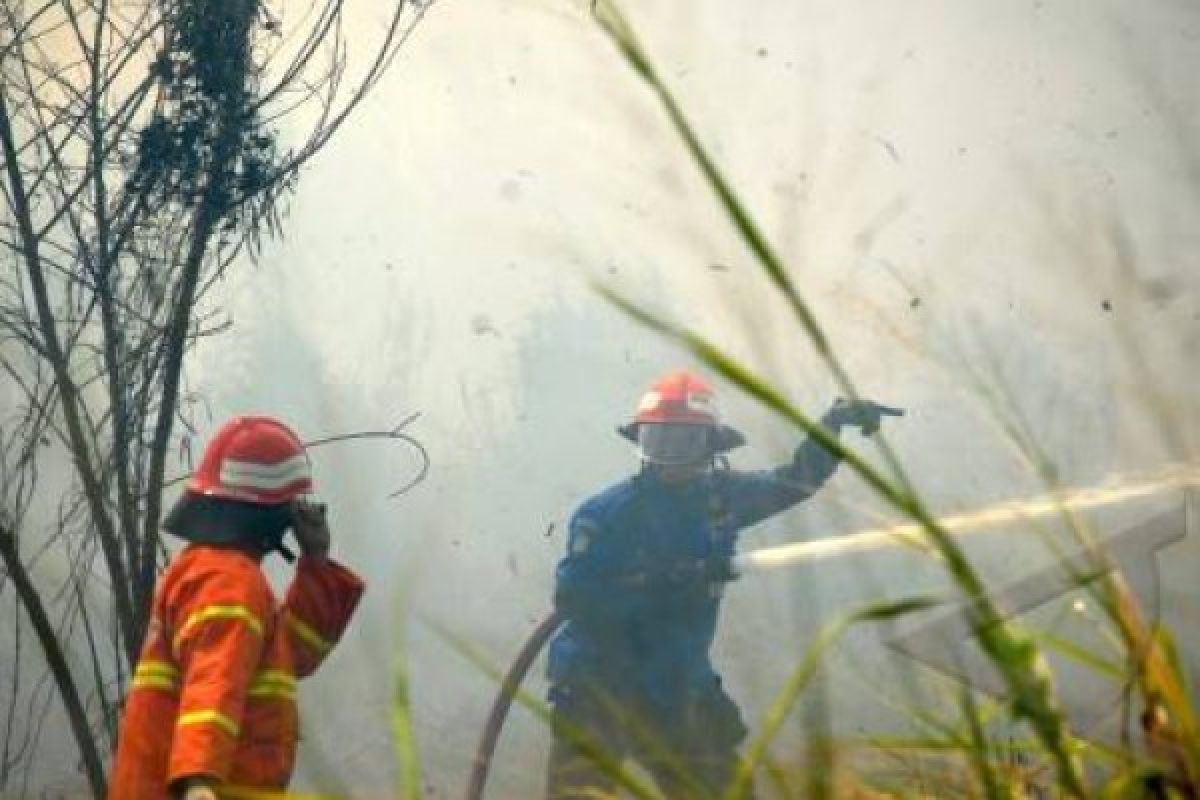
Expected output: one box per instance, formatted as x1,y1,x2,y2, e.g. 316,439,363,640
546,370,900,799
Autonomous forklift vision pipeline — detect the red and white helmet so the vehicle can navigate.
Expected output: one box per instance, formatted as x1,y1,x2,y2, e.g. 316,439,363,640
633,370,719,427
618,371,745,464
188,415,312,505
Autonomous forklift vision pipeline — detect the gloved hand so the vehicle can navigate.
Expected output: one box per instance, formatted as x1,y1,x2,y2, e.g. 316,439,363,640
291,500,331,558
821,397,904,435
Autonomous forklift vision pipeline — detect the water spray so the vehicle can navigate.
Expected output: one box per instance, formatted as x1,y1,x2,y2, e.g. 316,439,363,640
734,465,1200,573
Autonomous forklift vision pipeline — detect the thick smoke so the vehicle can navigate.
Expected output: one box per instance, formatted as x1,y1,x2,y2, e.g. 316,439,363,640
6,0,1197,796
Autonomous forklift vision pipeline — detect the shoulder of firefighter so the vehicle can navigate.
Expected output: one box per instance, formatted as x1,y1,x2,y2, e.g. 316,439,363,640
552,479,643,612
564,478,634,547
107,544,364,799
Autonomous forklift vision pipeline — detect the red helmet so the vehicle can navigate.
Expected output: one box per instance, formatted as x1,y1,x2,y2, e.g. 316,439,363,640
618,371,745,462
188,415,313,505
634,370,719,426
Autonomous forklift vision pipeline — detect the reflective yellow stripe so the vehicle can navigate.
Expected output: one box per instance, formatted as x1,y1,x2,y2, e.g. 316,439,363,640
131,675,178,692
173,605,264,654
131,659,180,691
177,709,240,737
247,684,297,700
252,669,296,688
286,612,331,655
134,660,179,679
248,668,297,700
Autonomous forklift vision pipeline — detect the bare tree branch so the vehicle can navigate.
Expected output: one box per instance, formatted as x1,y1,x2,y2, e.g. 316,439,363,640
0,520,106,797
1,1,431,793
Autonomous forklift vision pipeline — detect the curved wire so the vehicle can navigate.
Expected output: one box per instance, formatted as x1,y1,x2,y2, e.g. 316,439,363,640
302,412,430,499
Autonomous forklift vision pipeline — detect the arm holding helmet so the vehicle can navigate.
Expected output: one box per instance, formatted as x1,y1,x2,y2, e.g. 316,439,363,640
281,500,365,677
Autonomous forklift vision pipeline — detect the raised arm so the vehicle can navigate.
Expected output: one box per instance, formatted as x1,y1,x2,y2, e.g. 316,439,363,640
724,398,903,530
282,500,366,676
282,555,365,677
723,434,842,530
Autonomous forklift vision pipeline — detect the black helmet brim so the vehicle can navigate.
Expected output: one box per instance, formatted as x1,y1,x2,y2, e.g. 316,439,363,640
163,491,293,548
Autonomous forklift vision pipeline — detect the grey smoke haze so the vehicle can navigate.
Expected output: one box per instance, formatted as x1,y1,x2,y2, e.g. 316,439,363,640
6,0,1199,796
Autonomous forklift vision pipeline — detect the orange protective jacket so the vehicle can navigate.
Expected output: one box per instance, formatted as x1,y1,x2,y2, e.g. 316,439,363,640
108,545,364,799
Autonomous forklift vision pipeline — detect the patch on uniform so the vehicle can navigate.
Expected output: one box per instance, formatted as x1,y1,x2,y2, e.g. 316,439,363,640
569,518,599,555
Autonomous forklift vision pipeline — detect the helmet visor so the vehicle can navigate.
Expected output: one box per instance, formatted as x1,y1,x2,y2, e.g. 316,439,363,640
636,423,712,465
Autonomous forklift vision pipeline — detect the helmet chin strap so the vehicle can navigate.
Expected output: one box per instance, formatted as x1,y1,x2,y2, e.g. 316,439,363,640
273,539,297,563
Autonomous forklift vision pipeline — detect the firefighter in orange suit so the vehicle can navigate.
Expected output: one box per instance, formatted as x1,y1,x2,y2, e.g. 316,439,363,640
108,416,365,800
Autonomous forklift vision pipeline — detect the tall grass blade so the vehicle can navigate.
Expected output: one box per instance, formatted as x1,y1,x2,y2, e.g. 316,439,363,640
392,649,423,800
725,597,942,800
958,680,1005,800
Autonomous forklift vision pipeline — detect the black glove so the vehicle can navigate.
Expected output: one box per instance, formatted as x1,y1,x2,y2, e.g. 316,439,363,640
290,500,331,558
821,397,904,435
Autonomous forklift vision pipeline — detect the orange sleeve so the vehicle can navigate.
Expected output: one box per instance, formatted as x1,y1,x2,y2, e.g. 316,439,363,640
281,556,365,677
164,550,274,787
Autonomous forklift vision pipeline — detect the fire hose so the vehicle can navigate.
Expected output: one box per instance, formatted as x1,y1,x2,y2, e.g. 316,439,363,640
466,611,564,800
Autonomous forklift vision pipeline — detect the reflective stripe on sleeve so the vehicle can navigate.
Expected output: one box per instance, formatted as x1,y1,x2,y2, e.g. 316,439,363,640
131,660,180,692
131,674,179,692
285,612,331,655
177,709,240,737
172,605,264,655
247,669,297,700
134,660,179,678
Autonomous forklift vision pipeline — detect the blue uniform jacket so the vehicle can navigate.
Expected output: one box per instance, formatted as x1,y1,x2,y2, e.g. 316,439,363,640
548,436,841,710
